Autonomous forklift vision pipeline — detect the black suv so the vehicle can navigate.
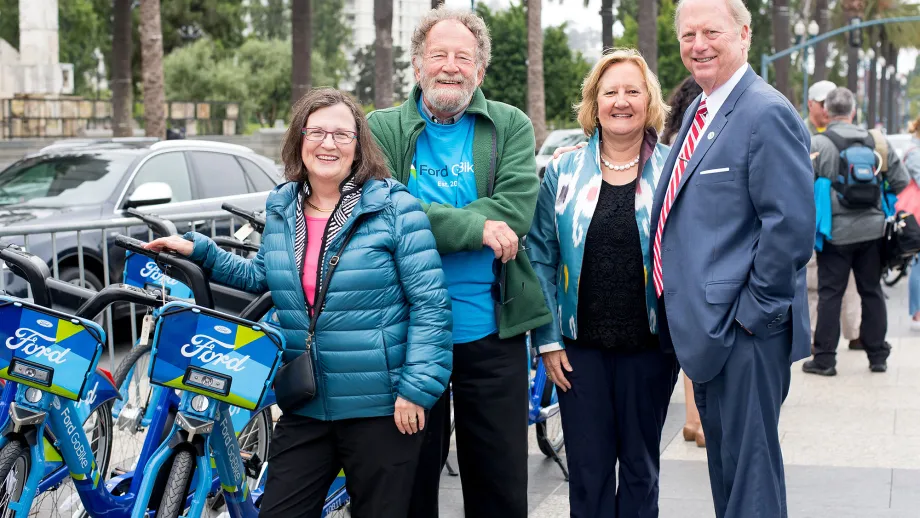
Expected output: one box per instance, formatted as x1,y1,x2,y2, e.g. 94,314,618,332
0,139,281,318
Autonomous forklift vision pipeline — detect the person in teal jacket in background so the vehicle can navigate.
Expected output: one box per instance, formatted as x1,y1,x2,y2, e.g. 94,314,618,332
145,88,452,518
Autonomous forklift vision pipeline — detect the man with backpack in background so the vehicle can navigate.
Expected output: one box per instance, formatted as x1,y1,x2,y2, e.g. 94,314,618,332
805,81,864,352
805,87,909,376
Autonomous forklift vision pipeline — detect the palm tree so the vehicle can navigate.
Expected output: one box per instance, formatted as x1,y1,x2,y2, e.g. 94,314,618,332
772,0,792,101
638,0,657,73
291,0,312,105
112,0,133,138
139,0,165,139
527,0,547,146
841,0,865,92
600,0,614,51
374,0,394,109
813,0,829,81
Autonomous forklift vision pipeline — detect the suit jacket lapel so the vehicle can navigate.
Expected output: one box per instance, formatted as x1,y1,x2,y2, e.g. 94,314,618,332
673,68,760,200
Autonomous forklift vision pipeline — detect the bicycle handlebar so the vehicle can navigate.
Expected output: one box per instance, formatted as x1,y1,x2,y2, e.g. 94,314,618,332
74,283,178,321
221,203,265,233
0,242,53,307
123,208,179,238
212,236,260,254
112,234,214,309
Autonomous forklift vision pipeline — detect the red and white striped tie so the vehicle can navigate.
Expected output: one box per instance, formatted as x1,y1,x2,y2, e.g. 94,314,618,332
652,99,708,298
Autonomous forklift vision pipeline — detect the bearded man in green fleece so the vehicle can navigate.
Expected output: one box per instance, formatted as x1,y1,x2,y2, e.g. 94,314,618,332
367,6,551,518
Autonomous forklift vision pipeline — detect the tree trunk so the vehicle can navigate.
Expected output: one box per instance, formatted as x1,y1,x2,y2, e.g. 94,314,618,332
374,0,394,109
431,0,444,8
112,0,133,138
600,0,614,52
867,53,877,128
812,0,829,81
527,0,547,147
842,0,864,93
291,0,312,105
771,0,791,101
638,0,657,74
878,32,888,130
139,0,166,139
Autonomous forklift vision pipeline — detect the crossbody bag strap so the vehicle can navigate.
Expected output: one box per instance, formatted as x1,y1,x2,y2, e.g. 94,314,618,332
307,219,363,338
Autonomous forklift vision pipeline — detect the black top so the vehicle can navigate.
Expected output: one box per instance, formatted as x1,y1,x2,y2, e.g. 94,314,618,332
564,178,657,352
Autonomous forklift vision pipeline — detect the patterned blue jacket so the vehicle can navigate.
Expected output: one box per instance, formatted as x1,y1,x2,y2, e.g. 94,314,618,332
528,129,669,353
184,178,452,420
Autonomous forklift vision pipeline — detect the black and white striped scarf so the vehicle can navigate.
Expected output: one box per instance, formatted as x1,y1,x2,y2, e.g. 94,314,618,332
294,176,361,291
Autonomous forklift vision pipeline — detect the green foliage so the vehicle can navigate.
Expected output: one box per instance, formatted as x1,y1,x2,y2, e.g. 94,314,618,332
164,38,331,127
60,0,107,96
909,75,920,120
352,45,410,106
0,0,17,50
159,0,245,54
476,3,595,127
543,24,591,122
477,3,528,111
246,0,351,87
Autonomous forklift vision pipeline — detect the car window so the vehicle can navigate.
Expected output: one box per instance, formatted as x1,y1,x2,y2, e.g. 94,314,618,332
129,152,193,203
238,157,277,192
538,132,586,155
0,150,140,207
188,151,250,198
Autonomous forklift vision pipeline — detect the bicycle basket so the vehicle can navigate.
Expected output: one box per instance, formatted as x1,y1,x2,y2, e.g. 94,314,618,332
123,252,193,299
0,296,105,400
149,301,284,410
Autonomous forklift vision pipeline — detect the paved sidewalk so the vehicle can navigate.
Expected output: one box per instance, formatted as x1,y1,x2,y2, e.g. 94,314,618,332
439,280,920,517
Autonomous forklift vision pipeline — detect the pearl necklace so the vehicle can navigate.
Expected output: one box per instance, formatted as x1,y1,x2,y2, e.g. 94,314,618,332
600,154,640,171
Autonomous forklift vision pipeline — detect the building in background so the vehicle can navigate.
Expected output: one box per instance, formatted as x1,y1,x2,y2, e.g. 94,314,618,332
341,0,430,93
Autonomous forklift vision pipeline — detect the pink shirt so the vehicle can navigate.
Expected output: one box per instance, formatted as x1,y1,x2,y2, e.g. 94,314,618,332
302,214,330,306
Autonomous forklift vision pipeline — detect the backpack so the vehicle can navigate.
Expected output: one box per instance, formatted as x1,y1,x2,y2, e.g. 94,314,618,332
822,130,883,209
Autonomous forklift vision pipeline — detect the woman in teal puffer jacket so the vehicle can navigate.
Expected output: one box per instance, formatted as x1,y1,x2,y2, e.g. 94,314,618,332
145,88,452,517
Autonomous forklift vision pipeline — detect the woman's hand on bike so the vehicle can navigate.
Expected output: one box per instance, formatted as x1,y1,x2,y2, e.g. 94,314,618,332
144,236,194,257
543,349,573,392
394,396,425,435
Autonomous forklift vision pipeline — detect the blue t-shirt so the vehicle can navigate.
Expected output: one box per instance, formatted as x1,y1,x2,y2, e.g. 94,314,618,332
408,100,497,344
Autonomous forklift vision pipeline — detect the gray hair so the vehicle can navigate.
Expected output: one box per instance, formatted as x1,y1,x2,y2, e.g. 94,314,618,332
410,7,492,71
824,87,857,118
674,0,753,48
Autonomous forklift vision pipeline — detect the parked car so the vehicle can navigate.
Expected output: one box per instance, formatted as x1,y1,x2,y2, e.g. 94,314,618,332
0,138,282,320
536,129,588,178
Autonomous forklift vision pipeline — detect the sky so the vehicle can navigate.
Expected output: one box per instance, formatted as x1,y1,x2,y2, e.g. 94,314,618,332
443,0,918,74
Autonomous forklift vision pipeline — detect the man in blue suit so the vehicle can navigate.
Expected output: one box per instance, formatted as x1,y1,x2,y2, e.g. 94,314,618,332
651,0,815,516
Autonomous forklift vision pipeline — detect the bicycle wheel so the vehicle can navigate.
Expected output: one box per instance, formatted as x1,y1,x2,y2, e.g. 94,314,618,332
32,401,114,518
535,379,564,457
157,450,194,518
0,441,29,518
236,407,272,490
111,342,155,476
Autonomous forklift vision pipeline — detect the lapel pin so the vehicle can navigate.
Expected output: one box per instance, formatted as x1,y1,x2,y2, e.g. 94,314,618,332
707,132,715,140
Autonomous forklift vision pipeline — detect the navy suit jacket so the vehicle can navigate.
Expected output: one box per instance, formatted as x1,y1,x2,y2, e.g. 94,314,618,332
650,67,815,383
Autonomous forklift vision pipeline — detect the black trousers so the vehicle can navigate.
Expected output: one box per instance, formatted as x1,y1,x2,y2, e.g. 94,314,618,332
557,344,679,518
814,239,890,367
408,333,529,518
259,413,423,518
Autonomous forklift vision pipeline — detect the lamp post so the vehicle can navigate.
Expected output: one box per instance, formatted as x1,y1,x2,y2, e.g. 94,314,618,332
795,20,820,117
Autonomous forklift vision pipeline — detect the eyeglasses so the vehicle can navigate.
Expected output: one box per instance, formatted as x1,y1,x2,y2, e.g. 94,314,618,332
301,127,358,145
490,245,527,306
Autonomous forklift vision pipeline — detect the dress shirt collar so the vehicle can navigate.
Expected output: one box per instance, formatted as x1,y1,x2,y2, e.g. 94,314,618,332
418,95,468,125
701,63,749,120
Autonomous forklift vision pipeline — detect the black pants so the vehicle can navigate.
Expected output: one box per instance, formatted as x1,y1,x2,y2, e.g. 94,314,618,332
558,344,679,518
259,413,423,518
814,239,890,367
408,333,529,518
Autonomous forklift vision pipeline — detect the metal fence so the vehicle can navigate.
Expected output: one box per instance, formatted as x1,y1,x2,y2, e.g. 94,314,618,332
0,209,253,372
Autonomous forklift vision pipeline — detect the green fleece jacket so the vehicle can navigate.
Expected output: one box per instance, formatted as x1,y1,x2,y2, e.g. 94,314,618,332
367,85,552,339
